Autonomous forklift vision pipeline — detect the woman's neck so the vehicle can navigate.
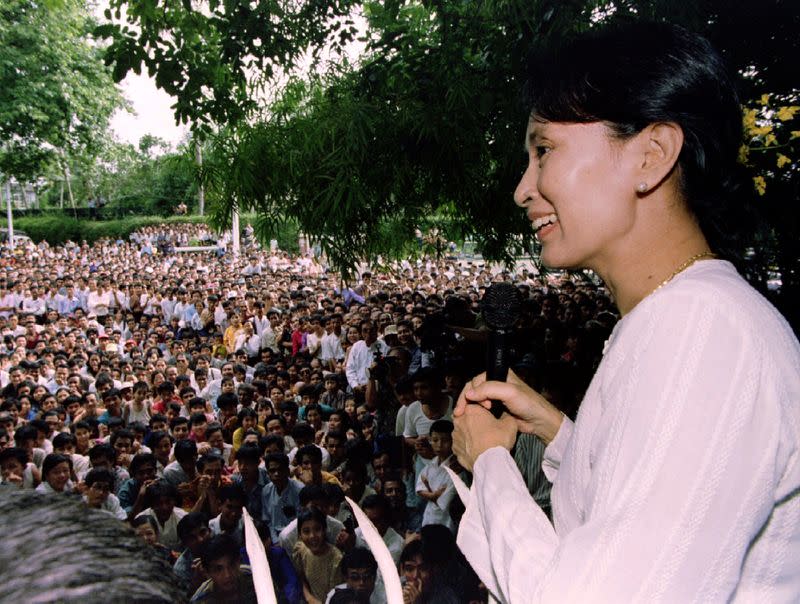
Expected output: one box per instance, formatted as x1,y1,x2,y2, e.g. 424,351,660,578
597,207,712,316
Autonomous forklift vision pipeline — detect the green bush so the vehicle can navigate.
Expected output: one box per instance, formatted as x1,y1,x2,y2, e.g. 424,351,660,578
1,213,300,251
2,215,209,245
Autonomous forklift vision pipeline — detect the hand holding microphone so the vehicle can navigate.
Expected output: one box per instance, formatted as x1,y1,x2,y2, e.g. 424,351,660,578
452,283,565,469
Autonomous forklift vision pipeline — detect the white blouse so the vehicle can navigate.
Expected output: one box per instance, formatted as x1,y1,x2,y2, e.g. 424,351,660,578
458,261,800,602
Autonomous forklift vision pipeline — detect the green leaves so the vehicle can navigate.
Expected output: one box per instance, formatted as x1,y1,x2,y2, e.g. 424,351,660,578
97,0,362,129
0,0,123,182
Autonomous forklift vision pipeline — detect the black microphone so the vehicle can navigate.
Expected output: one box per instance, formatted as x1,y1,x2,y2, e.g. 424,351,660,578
480,282,523,418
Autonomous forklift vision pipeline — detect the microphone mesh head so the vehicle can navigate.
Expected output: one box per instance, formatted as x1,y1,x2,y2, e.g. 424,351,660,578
481,282,522,330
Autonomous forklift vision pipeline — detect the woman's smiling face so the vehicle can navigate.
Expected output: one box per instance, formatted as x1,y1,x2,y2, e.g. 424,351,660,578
514,120,639,274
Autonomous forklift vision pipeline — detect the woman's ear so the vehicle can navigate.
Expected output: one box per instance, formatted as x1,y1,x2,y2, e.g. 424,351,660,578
634,122,684,194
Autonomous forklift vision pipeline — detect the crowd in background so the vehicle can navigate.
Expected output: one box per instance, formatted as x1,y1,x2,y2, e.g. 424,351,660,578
0,222,618,603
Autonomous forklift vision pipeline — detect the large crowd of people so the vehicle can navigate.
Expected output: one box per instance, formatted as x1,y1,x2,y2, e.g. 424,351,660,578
0,222,617,603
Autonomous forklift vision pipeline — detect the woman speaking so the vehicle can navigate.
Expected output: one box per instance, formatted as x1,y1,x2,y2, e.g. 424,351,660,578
452,22,800,602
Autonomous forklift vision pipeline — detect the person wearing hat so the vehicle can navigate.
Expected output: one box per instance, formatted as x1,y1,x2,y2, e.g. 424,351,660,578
380,325,399,349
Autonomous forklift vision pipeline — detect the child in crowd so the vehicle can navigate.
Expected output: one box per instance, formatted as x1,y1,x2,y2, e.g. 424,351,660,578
174,512,212,595
52,432,90,479
131,514,176,564
320,374,346,410
136,480,188,551
292,507,343,604
0,446,38,488
189,412,208,443
70,420,94,455
146,430,174,475
325,548,380,604
35,453,73,494
123,381,152,425
415,420,457,532
191,534,257,603
343,399,357,423
231,444,267,520
87,443,129,493
209,484,245,546
82,467,127,519
232,408,265,452
170,416,190,441
201,422,233,467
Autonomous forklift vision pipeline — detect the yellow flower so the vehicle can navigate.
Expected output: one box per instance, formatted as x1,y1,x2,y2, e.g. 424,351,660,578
742,108,758,131
738,144,750,164
760,93,770,105
777,154,792,168
753,175,767,196
750,124,773,137
791,131,800,140
765,133,778,146
776,106,799,121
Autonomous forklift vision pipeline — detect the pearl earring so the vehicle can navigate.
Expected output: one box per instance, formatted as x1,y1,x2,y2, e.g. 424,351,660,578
636,182,648,193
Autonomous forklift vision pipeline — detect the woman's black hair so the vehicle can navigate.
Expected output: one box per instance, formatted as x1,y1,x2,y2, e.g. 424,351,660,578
524,22,756,262
205,422,223,437
0,447,28,468
51,432,75,450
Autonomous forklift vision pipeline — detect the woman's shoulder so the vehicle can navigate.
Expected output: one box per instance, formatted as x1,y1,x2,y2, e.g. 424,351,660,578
635,260,797,353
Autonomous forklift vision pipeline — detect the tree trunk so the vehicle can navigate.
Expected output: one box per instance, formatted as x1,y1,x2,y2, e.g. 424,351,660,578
4,180,14,250
196,142,204,216
63,163,76,217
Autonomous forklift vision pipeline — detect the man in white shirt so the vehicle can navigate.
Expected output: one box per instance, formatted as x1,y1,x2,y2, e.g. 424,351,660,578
56,285,81,317
234,321,261,359
21,286,46,319
259,310,281,353
0,283,17,319
319,318,345,371
160,290,177,324
242,257,262,276
345,321,387,392
86,283,111,318
306,316,325,359
250,303,270,337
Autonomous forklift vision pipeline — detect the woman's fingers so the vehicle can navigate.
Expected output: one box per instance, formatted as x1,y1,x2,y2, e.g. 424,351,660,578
506,368,525,385
453,402,519,470
463,379,533,418
453,373,487,417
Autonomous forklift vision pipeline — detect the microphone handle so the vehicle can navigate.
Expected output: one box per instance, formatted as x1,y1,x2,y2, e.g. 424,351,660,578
486,329,510,418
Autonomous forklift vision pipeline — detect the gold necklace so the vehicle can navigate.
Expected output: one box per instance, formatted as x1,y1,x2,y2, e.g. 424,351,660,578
650,251,716,297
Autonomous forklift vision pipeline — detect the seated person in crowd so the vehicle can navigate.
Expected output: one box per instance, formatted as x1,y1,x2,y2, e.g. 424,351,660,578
191,534,257,603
